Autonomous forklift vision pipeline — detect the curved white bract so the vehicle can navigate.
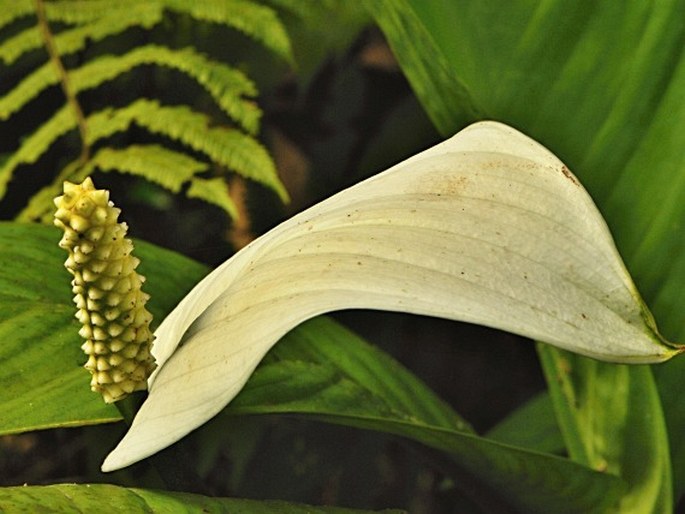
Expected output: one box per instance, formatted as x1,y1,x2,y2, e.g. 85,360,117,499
102,121,680,471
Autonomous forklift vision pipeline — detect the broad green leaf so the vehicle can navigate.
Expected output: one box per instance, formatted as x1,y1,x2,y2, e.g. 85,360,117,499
0,483,396,513
361,0,479,133
0,222,207,435
485,392,564,456
370,1,685,509
103,121,678,472
264,316,467,430
225,317,624,514
538,345,672,513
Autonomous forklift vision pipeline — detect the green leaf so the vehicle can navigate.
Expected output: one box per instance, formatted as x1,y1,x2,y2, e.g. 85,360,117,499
365,0,479,134
163,0,294,63
263,316,470,431
485,392,564,456
0,45,257,123
371,1,685,509
224,317,625,514
0,4,165,66
0,0,32,32
0,222,207,435
538,345,672,513
186,177,239,219
11,100,284,221
0,483,396,513
84,145,209,193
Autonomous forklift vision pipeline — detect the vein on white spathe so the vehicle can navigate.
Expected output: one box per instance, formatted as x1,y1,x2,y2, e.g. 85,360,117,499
101,121,680,472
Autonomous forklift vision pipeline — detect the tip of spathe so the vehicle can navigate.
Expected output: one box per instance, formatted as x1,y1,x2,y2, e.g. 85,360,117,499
100,451,121,473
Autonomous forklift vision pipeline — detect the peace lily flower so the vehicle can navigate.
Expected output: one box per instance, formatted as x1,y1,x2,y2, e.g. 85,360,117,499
54,178,156,404
101,121,681,471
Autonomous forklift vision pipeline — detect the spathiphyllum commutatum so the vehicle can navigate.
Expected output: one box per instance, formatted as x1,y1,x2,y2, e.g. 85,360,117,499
54,177,156,403
102,121,681,472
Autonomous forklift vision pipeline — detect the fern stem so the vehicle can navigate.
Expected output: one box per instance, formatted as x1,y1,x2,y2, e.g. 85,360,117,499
34,0,90,164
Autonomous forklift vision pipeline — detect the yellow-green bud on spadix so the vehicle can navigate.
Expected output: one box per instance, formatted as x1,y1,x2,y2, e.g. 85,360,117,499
53,177,156,403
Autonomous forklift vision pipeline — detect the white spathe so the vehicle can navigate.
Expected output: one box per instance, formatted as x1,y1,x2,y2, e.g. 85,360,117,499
101,121,680,472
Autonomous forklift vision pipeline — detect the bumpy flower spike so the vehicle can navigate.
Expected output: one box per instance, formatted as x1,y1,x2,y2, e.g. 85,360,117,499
54,177,156,403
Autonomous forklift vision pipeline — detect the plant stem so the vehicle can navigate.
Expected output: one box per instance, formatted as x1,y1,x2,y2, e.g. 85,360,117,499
34,0,90,164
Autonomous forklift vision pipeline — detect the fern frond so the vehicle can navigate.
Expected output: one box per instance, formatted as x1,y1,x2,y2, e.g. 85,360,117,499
163,0,293,63
188,123,288,201
83,145,208,193
42,0,293,62
12,94,287,217
2,97,286,206
187,176,238,218
5,1,292,224
1,4,165,66
0,0,33,32
264,0,327,19
85,99,287,200
43,0,146,25
0,45,261,132
17,158,85,223
0,105,75,200
17,144,209,221
70,45,261,133
0,27,40,65
17,148,239,221
0,61,55,120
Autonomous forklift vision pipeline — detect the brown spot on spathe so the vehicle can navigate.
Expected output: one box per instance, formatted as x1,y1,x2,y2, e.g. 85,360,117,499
560,165,580,186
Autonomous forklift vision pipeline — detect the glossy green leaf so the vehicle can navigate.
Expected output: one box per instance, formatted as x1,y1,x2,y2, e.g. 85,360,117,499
224,317,624,514
0,222,207,435
0,483,396,513
538,345,672,513
485,392,564,456
370,1,685,510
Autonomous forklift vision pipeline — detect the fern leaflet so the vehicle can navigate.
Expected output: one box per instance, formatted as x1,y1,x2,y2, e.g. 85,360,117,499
0,105,74,199
163,0,293,63
0,61,55,120
187,177,239,219
0,27,41,66
2,98,286,210
85,100,287,200
0,45,261,133
83,145,208,193
0,0,33,32
0,4,165,66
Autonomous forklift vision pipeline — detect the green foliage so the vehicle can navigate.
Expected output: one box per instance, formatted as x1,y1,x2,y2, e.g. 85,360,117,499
0,45,261,127
232,317,625,514
84,145,209,193
0,0,33,31
8,98,284,221
0,222,206,434
0,483,397,513
485,392,565,456
538,346,672,513
0,3,164,66
0,0,292,219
